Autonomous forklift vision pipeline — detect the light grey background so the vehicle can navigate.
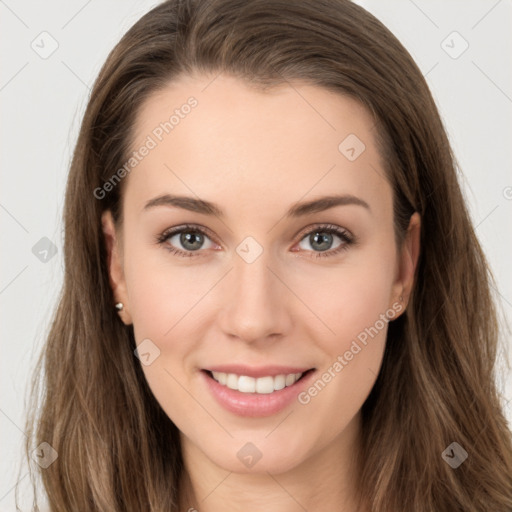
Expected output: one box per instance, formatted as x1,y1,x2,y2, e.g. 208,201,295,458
1,1,511,509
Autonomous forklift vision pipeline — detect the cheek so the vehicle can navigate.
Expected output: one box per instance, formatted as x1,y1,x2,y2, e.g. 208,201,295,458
124,239,213,342
123,241,217,410
296,250,397,352
123,244,205,427
292,249,397,436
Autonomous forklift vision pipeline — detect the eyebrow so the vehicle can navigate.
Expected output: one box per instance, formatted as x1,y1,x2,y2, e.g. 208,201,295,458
142,193,371,217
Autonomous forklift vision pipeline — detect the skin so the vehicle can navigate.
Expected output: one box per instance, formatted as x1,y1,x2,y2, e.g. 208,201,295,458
102,73,421,512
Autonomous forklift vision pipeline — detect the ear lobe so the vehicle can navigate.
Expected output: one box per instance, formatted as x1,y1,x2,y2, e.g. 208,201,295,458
101,210,132,325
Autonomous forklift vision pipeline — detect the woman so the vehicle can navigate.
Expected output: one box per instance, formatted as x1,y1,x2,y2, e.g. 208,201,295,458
22,0,512,510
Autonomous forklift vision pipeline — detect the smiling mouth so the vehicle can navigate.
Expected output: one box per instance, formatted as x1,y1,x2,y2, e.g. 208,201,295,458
204,369,315,394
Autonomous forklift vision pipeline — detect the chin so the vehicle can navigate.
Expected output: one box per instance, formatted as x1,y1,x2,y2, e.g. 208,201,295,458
192,432,314,475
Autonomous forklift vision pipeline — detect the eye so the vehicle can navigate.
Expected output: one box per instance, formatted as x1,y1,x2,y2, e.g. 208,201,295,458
294,224,355,258
155,224,218,257
155,223,356,259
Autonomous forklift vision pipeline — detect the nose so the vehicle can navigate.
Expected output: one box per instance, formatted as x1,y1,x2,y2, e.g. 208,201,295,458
217,249,293,344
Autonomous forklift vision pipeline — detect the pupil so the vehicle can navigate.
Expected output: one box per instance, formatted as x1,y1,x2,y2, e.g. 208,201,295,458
311,232,332,251
181,232,203,250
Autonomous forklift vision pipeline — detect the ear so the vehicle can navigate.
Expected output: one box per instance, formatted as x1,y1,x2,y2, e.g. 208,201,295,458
102,210,133,325
391,212,421,314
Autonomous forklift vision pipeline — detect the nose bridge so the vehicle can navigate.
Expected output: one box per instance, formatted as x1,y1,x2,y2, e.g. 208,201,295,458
233,249,273,301
232,233,276,299
219,243,291,342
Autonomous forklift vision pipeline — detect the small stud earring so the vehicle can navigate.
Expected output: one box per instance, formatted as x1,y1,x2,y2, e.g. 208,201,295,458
115,302,124,311
399,295,403,302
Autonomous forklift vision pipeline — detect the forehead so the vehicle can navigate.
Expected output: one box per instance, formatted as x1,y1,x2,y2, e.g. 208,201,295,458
125,73,391,220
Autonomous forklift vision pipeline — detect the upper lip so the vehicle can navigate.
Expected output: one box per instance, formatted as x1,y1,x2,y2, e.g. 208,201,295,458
204,364,314,378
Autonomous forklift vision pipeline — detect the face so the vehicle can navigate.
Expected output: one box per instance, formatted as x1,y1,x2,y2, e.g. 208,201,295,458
102,73,419,475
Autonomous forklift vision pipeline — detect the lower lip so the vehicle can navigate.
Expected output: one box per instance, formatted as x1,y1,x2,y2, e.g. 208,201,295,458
202,370,316,417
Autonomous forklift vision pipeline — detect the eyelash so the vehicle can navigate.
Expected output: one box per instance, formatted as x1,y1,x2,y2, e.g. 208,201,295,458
155,223,356,259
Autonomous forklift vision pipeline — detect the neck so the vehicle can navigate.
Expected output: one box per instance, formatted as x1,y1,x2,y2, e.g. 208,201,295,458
177,412,368,512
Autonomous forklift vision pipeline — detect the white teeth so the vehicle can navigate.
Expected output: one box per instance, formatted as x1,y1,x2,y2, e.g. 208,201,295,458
210,371,304,393
256,376,274,394
285,374,296,386
274,374,286,390
226,373,238,390
238,376,256,393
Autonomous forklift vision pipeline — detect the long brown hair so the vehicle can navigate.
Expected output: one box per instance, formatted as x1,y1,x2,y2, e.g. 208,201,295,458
21,0,512,510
